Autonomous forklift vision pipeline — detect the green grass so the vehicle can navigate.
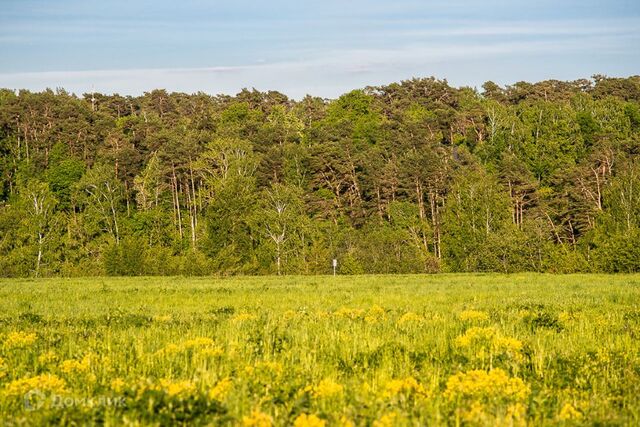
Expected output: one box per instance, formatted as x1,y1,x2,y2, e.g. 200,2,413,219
1,274,639,426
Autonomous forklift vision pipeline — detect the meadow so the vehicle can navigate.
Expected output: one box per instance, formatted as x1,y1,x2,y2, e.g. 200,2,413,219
1,274,639,426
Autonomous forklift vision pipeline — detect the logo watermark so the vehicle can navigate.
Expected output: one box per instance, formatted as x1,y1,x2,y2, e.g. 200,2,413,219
24,389,126,411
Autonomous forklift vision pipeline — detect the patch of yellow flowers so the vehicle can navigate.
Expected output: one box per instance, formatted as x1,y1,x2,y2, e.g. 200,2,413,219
60,354,92,374
3,331,37,349
558,403,583,421
373,411,401,427
208,377,233,401
242,410,273,427
293,413,326,427
333,305,387,323
158,378,197,398
455,327,523,361
306,378,344,399
38,350,58,365
4,374,67,396
445,368,530,402
397,312,423,326
459,310,490,322
380,377,429,400
0,357,6,380
231,313,258,323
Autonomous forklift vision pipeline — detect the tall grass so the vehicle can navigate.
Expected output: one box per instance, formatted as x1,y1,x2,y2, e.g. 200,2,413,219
1,274,639,425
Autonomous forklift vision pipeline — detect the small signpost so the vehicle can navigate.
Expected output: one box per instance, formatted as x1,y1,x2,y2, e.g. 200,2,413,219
332,259,338,276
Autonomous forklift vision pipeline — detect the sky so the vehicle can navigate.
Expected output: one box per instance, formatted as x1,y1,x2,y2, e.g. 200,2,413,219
0,0,639,99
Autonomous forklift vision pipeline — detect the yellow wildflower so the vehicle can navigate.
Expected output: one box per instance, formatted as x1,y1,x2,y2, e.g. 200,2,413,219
38,350,58,365
293,414,326,427
454,327,496,347
381,376,428,399
4,331,37,349
199,346,225,358
494,337,523,353
110,378,126,393
365,305,386,323
159,378,196,398
338,415,355,427
397,312,423,326
455,327,523,361
459,310,490,322
558,403,582,421
209,377,233,401
445,369,530,402
242,410,273,427
311,378,344,398
152,314,172,322
0,357,6,379
334,307,365,320
60,355,92,374
5,374,67,396
231,313,258,323
373,412,398,427
155,343,181,356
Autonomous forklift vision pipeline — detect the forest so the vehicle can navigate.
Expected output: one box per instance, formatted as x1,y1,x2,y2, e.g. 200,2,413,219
0,75,639,277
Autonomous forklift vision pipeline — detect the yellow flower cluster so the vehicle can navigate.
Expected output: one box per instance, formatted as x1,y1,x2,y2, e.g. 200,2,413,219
4,374,67,396
60,355,92,374
444,369,530,402
455,327,523,360
334,307,366,320
334,305,386,323
0,357,6,379
454,327,496,347
338,415,355,427
380,377,428,399
558,403,583,421
110,378,126,393
159,378,196,398
3,331,37,349
373,412,399,427
38,350,58,365
459,310,490,322
208,377,233,401
293,413,326,427
365,305,386,323
242,410,273,427
397,312,423,326
308,378,344,399
231,313,258,323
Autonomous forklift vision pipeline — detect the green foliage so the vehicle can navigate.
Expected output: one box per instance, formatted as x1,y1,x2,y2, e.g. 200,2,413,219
104,237,146,276
0,76,639,275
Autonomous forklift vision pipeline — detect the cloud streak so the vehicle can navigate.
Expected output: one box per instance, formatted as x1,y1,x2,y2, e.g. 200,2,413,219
1,32,638,99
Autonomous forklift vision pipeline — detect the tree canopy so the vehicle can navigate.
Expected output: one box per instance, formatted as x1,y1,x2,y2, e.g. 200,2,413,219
1,75,639,276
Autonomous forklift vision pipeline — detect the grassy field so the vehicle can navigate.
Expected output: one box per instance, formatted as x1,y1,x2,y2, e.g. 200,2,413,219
1,274,639,426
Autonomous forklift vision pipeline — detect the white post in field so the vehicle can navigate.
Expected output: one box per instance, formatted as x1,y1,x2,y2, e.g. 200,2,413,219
332,259,337,276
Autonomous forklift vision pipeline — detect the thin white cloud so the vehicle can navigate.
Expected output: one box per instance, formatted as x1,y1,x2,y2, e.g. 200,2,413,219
0,35,637,99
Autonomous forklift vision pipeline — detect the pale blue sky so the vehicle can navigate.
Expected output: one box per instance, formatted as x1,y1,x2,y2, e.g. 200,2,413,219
1,0,638,98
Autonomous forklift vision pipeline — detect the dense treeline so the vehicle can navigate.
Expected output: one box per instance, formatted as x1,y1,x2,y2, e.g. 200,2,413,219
1,75,639,276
